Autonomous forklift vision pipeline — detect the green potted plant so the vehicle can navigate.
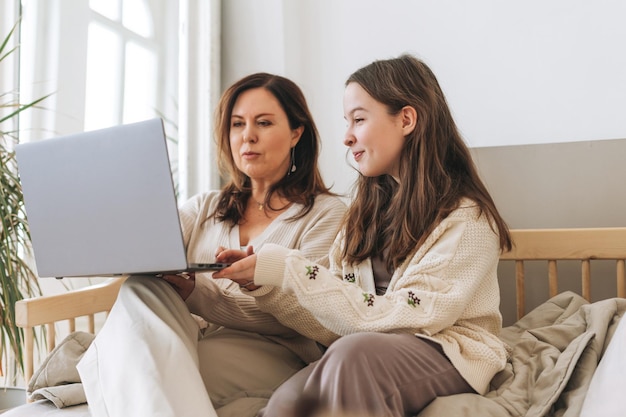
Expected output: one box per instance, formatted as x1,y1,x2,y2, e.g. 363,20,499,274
1,19,50,394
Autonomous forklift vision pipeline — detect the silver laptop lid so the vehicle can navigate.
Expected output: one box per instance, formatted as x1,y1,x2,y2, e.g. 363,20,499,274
15,118,189,278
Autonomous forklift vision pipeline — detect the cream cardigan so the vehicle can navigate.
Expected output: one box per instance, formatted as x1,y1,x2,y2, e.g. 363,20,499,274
252,199,508,394
183,191,347,363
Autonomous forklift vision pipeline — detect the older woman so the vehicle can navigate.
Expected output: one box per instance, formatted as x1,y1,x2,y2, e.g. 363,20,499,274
78,73,347,417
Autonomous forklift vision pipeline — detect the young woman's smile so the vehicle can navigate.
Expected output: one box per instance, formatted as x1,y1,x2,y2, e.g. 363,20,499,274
343,82,407,178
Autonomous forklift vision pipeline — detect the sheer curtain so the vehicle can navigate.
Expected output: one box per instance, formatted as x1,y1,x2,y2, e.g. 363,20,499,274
178,0,221,200
0,0,22,139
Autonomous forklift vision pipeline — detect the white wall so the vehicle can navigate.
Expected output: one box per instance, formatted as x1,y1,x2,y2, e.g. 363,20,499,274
222,0,626,196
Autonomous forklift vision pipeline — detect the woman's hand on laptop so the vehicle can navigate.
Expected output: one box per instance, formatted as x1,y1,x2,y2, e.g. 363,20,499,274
160,272,195,300
214,245,253,263
213,246,260,291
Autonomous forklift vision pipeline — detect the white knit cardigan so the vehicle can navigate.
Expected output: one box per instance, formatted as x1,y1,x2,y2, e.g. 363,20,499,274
252,199,508,394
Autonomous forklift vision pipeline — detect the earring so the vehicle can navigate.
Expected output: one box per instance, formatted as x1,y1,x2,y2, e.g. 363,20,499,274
289,147,296,175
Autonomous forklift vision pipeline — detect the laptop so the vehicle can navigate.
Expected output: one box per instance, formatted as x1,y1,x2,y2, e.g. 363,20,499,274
15,118,229,278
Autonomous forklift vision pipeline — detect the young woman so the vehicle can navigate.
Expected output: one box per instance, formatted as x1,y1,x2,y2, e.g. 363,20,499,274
77,73,347,417
214,55,512,417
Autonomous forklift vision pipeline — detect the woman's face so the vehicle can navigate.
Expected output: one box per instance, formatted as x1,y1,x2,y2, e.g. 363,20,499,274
230,88,302,184
343,82,409,179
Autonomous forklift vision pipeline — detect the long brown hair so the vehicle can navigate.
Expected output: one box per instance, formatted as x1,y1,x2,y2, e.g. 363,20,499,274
342,55,511,271
212,73,333,225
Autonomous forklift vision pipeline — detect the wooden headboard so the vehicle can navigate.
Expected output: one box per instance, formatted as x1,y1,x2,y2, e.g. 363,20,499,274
501,228,626,320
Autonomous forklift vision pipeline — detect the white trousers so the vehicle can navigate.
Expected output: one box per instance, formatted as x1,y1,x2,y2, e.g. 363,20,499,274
77,276,304,417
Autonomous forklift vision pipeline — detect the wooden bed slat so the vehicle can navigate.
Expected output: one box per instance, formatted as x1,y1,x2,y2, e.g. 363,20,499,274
88,315,95,333
24,327,34,385
46,323,55,353
515,260,525,320
548,260,558,298
617,259,625,298
582,260,591,301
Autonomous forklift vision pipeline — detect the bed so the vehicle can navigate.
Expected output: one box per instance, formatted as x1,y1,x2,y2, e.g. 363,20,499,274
5,227,626,416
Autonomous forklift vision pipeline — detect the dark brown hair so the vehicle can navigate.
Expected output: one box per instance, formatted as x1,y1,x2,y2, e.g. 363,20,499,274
342,54,511,271
213,72,332,224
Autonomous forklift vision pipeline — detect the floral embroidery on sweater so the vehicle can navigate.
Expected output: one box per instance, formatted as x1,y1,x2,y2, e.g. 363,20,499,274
344,273,355,283
408,291,421,307
305,265,319,279
362,293,375,307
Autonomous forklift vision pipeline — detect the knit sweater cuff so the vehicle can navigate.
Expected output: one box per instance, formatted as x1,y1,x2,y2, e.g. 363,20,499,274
254,243,291,288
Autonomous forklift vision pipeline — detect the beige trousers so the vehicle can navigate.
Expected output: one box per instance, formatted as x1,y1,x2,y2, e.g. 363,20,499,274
78,275,304,417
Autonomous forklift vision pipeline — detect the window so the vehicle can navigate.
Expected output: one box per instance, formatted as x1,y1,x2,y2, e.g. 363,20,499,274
18,0,180,187
18,0,218,201
85,0,159,130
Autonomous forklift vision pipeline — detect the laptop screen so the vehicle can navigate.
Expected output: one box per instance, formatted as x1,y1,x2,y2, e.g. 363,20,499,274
15,118,189,278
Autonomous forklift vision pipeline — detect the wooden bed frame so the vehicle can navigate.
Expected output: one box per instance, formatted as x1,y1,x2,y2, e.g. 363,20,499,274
14,227,626,384
500,227,626,320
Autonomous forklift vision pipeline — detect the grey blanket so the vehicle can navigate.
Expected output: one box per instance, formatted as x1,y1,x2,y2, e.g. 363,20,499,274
27,331,94,408
420,292,626,417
